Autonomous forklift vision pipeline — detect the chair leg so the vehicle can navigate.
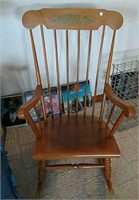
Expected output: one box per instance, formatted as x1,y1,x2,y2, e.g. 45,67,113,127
35,160,46,198
104,158,114,194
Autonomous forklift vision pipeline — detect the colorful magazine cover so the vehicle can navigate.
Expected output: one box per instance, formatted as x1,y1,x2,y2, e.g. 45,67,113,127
24,87,60,121
61,80,92,114
43,87,60,115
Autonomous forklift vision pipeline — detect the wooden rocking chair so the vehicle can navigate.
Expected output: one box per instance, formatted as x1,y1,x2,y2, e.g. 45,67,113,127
18,8,136,198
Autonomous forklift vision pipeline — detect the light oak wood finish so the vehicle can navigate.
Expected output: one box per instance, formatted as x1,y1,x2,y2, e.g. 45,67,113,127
18,8,136,198
22,9,123,30
35,160,46,198
92,25,105,117
84,30,92,117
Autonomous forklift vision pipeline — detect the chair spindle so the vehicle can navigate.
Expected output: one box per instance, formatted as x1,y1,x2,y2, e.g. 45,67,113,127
34,105,43,131
30,29,47,122
109,111,125,137
105,30,116,84
92,25,106,117
76,30,80,116
84,30,92,117
105,104,115,128
54,30,61,114
99,30,116,123
29,29,42,86
40,25,53,116
27,113,41,139
66,30,70,116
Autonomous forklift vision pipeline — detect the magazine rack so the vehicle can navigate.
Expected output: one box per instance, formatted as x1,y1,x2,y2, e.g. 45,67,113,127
18,8,136,198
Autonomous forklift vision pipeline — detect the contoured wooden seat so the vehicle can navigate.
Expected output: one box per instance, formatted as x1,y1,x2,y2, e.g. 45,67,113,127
18,8,136,198
33,115,120,161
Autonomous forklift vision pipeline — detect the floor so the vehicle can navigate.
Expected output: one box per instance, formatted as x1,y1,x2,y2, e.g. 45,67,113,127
4,121,139,199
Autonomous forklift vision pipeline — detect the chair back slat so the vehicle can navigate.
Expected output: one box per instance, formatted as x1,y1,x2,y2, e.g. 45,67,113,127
40,25,53,115
66,30,70,116
75,30,81,116
34,106,43,130
109,111,125,137
40,95,47,123
99,30,116,122
23,9,124,126
30,29,48,122
92,25,105,117
27,113,41,139
105,104,115,128
84,30,92,117
29,29,42,86
105,30,116,84
54,30,61,114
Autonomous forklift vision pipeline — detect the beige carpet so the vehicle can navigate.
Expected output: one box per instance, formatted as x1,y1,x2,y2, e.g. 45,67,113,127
5,123,138,199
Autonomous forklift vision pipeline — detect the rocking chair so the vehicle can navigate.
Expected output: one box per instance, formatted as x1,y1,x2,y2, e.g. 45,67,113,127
18,8,136,198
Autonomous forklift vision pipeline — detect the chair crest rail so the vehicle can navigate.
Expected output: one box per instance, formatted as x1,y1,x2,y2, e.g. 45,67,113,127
22,9,123,30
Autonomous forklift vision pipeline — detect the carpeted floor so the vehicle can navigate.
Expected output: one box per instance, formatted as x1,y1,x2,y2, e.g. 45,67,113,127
4,122,138,199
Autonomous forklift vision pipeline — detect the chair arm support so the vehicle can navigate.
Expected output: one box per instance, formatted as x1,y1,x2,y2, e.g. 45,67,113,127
104,83,136,117
18,85,43,119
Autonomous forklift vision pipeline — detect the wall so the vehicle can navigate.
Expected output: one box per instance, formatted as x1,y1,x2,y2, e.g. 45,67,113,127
0,0,139,96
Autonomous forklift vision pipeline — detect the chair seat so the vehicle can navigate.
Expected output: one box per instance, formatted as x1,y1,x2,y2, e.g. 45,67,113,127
33,115,120,160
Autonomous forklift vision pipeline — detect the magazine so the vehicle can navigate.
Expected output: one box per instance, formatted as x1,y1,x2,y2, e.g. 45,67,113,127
24,87,60,121
61,80,92,114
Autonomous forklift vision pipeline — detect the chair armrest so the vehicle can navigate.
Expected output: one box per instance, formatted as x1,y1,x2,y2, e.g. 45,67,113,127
104,83,136,117
18,85,42,119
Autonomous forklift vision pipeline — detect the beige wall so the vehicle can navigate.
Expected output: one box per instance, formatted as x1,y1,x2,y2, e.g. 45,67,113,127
0,0,139,96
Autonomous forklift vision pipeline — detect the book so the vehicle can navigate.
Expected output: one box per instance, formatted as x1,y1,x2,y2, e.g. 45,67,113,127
43,87,60,115
24,87,60,121
61,80,92,114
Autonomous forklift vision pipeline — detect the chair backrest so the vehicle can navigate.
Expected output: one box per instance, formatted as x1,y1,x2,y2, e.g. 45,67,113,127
22,8,124,138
